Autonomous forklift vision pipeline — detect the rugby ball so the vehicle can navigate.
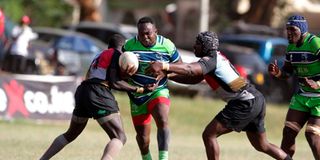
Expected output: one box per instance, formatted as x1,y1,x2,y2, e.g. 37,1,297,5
119,51,139,75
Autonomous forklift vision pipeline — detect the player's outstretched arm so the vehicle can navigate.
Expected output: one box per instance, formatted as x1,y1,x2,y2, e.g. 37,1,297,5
168,73,204,84
147,61,203,76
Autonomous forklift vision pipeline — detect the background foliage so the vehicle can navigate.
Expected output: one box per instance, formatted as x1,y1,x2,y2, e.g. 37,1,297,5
0,0,72,27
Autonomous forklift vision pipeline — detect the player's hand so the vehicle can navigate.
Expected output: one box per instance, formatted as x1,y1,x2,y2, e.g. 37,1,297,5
143,83,158,93
146,61,166,80
303,77,320,89
147,61,162,72
127,64,137,76
268,60,280,77
121,64,137,76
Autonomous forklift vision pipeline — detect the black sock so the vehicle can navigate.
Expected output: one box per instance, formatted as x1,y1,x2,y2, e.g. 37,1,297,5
284,155,292,160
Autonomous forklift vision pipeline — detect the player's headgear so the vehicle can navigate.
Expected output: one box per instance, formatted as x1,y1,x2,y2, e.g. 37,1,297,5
21,15,31,24
287,15,308,35
196,31,219,53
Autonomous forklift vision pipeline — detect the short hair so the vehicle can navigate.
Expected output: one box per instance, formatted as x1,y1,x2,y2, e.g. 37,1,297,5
108,34,125,48
137,16,155,26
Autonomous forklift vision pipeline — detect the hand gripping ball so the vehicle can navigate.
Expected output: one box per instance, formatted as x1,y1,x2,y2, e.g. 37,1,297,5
119,51,139,75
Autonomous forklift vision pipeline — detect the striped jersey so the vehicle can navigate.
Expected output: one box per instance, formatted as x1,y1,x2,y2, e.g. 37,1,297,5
123,35,180,99
286,33,320,96
199,51,255,102
86,48,120,83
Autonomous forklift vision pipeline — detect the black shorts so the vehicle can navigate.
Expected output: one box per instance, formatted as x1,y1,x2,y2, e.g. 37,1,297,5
215,88,266,132
73,81,119,119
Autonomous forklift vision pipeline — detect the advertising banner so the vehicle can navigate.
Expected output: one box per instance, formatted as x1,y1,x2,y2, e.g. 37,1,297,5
0,73,81,120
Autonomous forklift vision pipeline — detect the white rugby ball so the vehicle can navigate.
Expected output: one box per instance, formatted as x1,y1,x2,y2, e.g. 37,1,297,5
119,51,139,75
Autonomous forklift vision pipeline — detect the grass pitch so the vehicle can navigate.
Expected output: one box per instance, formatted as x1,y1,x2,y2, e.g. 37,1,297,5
0,93,313,160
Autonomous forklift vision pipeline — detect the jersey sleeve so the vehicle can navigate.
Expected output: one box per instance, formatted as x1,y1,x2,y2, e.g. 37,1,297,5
163,37,180,63
123,37,136,51
198,54,217,75
310,36,320,56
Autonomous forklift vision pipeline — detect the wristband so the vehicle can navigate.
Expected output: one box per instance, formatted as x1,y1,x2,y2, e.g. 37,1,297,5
275,70,282,78
162,62,170,71
136,87,144,93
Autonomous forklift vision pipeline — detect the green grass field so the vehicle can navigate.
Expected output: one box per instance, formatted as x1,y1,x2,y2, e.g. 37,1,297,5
0,93,313,160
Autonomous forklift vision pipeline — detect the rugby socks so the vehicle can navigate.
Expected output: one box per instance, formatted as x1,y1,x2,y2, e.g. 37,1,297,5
142,152,152,160
159,150,168,160
40,134,69,160
284,155,293,160
157,128,170,150
101,138,123,160
157,128,170,160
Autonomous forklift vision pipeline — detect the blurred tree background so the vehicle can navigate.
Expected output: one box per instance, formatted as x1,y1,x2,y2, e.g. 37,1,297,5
0,0,73,27
1,0,320,49
0,0,289,30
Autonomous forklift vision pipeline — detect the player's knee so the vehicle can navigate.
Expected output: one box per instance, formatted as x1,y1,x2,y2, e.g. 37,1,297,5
118,132,127,145
56,134,70,145
305,124,320,142
284,121,301,135
119,136,127,145
202,129,216,142
252,143,269,153
136,133,150,144
60,133,73,143
72,115,88,124
155,117,169,128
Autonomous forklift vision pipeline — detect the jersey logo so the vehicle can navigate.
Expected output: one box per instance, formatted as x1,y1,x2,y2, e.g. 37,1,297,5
97,109,107,115
301,53,308,62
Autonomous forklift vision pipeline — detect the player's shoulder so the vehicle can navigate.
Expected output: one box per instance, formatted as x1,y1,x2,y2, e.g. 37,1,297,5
124,36,139,50
306,33,320,50
100,48,114,54
158,35,174,46
157,35,176,52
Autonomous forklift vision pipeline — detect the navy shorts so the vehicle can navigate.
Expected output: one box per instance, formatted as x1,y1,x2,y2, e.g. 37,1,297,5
73,81,119,119
215,88,266,132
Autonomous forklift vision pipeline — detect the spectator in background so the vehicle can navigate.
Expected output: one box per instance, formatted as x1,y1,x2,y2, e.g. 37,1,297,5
7,15,37,73
50,49,67,75
0,8,6,66
38,49,68,76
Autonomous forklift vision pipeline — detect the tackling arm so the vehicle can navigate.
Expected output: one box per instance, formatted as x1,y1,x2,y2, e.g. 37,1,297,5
108,67,137,92
168,73,204,84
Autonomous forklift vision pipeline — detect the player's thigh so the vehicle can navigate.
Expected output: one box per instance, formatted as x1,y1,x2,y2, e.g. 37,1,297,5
98,113,125,139
203,118,232,137
306,116,320,133
150,97,170,125
64,115,88,139
285,108,309,126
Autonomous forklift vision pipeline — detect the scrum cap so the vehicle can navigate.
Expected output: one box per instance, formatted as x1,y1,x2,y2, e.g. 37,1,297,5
287,15,308,34
196,31,219,53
